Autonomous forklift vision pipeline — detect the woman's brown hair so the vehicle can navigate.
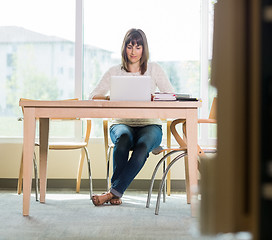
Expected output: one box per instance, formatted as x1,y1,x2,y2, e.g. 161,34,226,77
121,28,149,75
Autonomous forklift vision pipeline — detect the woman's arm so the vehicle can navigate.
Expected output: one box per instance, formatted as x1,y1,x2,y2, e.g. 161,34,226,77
151,62,175,93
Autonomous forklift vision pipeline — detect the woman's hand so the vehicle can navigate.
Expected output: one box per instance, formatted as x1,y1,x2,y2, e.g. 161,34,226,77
92,95,110,100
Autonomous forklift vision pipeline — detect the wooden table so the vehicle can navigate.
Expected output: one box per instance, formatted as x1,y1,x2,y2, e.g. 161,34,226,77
20,100,201,216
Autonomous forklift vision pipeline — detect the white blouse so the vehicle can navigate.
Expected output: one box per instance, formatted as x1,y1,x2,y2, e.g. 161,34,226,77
89,62,175,126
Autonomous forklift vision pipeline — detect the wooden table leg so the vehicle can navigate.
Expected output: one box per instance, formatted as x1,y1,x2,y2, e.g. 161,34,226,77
39,118,49,203
186,109,199,217
23,108,36,216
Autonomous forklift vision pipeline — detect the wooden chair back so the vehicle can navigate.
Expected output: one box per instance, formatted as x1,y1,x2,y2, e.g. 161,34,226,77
208,97,217,120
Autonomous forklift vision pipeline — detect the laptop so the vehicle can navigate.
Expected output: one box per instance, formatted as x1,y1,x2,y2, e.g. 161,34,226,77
110,76,152,101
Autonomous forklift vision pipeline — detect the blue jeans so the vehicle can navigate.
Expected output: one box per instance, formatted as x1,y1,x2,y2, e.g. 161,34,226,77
109,124,162,197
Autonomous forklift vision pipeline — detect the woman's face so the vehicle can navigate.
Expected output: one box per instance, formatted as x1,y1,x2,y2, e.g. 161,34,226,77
126,42,143,64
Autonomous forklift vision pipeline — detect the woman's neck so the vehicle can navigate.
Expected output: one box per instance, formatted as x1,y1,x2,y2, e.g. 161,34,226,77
128,62,140,73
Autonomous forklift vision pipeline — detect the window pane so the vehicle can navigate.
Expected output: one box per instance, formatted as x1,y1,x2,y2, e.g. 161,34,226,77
83,0,201,137
0,0,75,138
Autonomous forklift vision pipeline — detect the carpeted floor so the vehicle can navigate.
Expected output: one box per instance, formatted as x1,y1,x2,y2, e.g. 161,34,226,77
0,190,251,240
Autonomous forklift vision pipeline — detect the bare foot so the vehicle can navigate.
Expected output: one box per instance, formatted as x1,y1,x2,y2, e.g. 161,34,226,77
91,192,114,206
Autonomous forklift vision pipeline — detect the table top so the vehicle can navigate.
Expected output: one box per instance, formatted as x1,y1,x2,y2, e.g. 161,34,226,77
19,100,202,109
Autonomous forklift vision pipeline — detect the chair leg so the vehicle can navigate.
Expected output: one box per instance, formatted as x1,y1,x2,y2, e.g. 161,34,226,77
146,150,182,208
155,152,187,215
76,149,86,193
162,156,166,203
83,146,92,199
17,154,24,195
106,146,113,192
33,152,39,201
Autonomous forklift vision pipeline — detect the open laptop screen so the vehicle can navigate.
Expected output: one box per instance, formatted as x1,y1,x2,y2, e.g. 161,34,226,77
110,76,151,101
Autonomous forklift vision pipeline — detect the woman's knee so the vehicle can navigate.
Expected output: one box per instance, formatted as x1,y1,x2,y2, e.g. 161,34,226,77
110,124,133,144
138,125,162,147
136,133,162,153
115,133,133,150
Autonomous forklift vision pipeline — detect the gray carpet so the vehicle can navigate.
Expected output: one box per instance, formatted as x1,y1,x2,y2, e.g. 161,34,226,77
0,190,251,240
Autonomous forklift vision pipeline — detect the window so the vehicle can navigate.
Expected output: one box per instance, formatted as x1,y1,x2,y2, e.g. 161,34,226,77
83,0,209,138
198,0,217,146
83,0,202,98
0,0,75,138
0,0,216,144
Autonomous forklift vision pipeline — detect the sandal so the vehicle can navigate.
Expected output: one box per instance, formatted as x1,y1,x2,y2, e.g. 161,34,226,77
110,197,122,205
91,192,113,206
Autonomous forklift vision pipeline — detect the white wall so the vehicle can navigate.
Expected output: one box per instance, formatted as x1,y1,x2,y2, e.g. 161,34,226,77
0,141,186,180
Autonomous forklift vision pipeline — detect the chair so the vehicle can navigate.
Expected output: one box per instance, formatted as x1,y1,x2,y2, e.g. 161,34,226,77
17,98,93,200
103,119,174,200
146,119,188,214
183,97,217,158
147,97,217,214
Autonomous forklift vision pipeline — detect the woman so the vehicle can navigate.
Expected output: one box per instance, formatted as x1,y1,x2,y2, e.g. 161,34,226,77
89,28,175,206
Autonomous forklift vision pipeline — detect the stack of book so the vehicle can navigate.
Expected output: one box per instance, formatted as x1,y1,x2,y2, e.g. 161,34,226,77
153,92,176,101
153,92,198,101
